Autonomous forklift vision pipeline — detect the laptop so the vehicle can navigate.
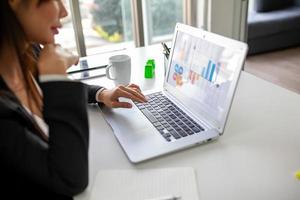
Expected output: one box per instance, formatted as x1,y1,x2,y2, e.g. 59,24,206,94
102,23,248,163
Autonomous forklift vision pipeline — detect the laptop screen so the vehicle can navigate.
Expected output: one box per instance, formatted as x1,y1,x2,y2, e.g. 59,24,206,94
166,27,246,130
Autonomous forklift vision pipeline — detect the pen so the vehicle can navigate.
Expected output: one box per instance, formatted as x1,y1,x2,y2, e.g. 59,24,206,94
161,42,170,55
145,195,181,200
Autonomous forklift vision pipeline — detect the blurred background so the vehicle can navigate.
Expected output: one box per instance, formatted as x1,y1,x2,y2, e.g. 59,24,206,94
59,0,300,94
56,0,185,55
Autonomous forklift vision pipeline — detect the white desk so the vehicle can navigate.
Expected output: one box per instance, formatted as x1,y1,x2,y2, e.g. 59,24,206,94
75,45,300,200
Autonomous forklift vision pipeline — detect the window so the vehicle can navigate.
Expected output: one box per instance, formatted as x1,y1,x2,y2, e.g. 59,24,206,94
56,0,197,57
143,0,183,44
80,0,135,55
55,0,76,53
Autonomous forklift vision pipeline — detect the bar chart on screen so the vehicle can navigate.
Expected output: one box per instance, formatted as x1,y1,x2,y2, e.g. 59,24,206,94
200,60,219,82
166,30,241,121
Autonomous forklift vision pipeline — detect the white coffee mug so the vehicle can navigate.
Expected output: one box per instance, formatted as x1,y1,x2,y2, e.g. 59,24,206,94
106,54,131,85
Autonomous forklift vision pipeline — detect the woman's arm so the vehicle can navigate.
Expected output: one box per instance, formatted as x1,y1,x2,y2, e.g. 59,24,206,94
0,81,89,196
87,84,103,104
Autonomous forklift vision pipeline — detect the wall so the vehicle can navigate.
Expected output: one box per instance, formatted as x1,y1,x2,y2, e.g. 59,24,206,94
205,0,248,41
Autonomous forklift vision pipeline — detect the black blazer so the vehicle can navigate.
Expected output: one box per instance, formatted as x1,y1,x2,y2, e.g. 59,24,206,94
0,76,102,200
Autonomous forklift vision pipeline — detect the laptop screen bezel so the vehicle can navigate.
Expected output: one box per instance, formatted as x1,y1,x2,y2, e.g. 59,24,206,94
164,23,248,133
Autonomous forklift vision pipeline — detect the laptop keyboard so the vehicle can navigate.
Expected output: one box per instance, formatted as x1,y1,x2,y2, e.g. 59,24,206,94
134,92,204,142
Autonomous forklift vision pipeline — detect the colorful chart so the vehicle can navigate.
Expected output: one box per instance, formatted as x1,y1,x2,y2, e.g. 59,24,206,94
166,30,241,122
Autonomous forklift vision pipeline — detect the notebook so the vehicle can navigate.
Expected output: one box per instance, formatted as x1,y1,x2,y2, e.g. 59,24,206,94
102,23,248,163
89,167,199,200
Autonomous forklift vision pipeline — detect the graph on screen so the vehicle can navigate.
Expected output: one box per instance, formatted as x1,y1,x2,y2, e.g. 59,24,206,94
167,31,241,121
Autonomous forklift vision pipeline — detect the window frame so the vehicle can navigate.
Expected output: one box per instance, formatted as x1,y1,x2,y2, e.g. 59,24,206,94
68,0,196,57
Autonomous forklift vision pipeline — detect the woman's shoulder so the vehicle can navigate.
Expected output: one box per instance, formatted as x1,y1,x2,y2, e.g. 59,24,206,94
0,77,17,110
0,90,19,109
0,87,31,125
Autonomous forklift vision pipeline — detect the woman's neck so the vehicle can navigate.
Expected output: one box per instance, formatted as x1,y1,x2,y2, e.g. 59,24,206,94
0,44,43,118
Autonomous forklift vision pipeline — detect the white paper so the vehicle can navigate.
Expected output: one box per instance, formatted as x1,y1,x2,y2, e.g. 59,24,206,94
90,167,199,200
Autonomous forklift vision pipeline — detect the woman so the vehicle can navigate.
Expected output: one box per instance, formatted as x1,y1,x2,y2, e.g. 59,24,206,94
0,0,146,199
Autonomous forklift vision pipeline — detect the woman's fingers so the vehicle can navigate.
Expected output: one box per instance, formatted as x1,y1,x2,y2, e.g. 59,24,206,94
111,101,132,108
128,83,142,92
55,44,79,67
38,44,79,75
117,85,146,102
69,55,79,67
100,84,147,109
115,88,145,103
124,85,146,100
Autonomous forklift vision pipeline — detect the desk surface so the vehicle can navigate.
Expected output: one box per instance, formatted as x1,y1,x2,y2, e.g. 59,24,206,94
75,45,300,200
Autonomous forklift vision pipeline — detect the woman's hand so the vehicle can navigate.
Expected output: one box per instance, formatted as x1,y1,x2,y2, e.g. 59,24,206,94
38,44,79,75
98,84,147,108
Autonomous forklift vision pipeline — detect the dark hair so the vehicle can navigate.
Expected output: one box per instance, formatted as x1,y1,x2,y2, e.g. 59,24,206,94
0,1,47,141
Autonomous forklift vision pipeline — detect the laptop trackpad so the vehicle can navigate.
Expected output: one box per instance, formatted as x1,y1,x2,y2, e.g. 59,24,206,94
101,105,156,139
